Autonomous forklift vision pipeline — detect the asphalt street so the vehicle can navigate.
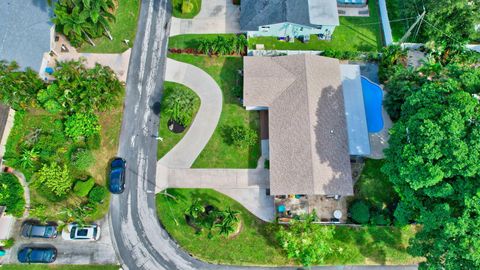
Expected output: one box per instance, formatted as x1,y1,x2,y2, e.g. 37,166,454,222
109,0,418,269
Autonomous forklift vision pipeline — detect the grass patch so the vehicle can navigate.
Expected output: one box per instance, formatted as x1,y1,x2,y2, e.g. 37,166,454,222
4,93,124,222
1,265,120,270
172,0,202,19
157,188,420,266
157,82,201,160
248,0,382,52
168,34,238,50
167,54,260,168
79,0,140,53
354,159,398,210
385,0,416,42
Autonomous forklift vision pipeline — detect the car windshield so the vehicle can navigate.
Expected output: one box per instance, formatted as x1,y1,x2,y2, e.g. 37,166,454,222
31,226,46,236
77,228,89,237
111,159,124,168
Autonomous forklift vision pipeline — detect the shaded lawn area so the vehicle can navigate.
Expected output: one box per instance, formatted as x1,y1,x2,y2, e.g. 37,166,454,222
248,0,382,52
157,188,420,266
168,34,237,50
167,54,260,168
157,82,200,160
386,0,416,42
172,0,202,19
4,93,124,221
1,265,120,270
354,159,398,210
79,0,140,53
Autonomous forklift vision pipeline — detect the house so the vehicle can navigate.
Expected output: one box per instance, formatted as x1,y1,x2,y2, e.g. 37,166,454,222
243,55,371,222
0,0,55,78
240,0,340,41
337,0,368,7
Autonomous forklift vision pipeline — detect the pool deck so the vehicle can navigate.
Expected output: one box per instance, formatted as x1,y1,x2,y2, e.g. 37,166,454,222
367,86,392,159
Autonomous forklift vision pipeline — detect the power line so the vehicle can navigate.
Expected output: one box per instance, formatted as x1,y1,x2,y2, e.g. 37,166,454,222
338,16,417,27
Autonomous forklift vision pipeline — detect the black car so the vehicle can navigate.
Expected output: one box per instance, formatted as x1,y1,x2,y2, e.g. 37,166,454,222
109,157,126,194
21,223,57,238
17,246,57,263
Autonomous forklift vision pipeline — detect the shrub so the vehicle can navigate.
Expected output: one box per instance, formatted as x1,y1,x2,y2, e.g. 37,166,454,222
350,200,370,224
181,0,193,13
89,185,108,203
371,213,391,226
86,133,101,150
225,125,258,148
64,112,101,140
34,162,72,198
71,148,94,170
232,86,243,98
73,178,95,197
163,87,198,126
0,238,15,249
0,173,25,217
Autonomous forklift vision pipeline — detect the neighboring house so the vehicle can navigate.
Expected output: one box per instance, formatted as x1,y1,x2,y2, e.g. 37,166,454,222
337,0,368,7
0,0,55,78
240,0,340,41
243,55,371,222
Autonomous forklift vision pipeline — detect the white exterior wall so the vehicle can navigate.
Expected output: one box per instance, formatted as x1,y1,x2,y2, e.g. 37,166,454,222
247,22,336,40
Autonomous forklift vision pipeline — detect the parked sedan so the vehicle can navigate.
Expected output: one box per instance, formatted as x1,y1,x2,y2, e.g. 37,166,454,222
109,157,126,194
61,223,101,241
17,246,57,263
21,223,57,238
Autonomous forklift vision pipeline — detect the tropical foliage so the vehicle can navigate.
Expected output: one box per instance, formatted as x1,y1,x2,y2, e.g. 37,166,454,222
38,60,122,113
34,162,72,198
0,173,25,217
223,125,258,148
185,198,241,238
277,213,334,266
163,86,199,127
381,47,480,269
0,61,45,110
196,35,248,56
73,178,95,197
64,112,101,140
53,0,116,47
88,185,107,203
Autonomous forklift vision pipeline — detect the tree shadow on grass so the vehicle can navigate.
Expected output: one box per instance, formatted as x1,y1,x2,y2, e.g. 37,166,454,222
190,189,221,205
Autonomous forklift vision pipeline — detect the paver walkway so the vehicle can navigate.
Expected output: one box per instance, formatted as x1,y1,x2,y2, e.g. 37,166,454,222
170,0,241,36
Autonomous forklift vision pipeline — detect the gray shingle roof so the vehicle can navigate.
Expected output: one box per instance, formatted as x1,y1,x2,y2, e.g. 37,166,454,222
240,0,339,31
244,55,353,196
0,0,54,72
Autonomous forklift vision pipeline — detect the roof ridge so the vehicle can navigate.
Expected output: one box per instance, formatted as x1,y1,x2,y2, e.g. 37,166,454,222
268,57,299,103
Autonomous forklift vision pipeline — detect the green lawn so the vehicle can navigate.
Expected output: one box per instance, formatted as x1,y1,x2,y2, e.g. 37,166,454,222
157,82,200,160
385,0,415,42
1,265,120,270
79,0,140,53
248,0,382,52
156,188,421,266
354,159,398,210
172,0,202,18
168,34,237,50
167,54,260,168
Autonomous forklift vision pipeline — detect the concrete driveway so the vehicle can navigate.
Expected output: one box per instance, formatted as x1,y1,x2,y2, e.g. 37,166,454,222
170,0,241,36
4,217,118,265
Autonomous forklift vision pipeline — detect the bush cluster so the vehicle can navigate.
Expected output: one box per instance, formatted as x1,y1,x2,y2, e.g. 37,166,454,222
321,49,381,61
223,125,258,148
73,178,95,197
0,173,26,217
349,200,392,226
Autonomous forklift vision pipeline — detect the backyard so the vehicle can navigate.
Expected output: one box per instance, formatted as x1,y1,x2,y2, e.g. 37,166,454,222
385,0,416,42
79,0,140,53
4,93,124,222
248,0,383,52
156,188,420,266
171,0,202,19
157,82,200,160
166,54,260,168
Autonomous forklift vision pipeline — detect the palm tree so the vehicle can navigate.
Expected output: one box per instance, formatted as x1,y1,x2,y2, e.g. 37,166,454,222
222,207,240,225
197,39,211,55
184,198,205,219
163,88,197,126
215,221,236,236
235,35,248,55
19,148,39,169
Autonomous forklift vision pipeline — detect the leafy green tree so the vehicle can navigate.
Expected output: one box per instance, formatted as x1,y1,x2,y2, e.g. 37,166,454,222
0,173,25,217
185,198,205,219
0,61,44,110
64,111,100,140
35,162,72,197
276,213,334,266
163,87,198,127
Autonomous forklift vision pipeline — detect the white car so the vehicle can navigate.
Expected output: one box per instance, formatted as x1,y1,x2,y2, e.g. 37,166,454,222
62,223,101,241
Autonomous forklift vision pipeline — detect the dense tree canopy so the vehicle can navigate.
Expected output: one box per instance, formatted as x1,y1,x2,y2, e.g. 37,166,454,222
0,173,25,217
382,49,480,269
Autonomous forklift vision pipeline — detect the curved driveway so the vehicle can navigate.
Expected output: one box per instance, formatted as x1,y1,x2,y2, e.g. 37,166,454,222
110,0,417,269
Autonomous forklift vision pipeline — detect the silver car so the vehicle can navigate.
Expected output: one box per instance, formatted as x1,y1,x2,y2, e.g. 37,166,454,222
61,223,101,241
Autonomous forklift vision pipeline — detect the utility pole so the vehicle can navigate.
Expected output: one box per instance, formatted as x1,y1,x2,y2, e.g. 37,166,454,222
399,9,426,44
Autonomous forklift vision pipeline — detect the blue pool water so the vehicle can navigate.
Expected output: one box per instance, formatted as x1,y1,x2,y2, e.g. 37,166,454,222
361,76,384,133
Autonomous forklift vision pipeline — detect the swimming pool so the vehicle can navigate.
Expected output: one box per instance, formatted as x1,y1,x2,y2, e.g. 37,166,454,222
361,76,384,133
